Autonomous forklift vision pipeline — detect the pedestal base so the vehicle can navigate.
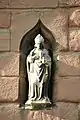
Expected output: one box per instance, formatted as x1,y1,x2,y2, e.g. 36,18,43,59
25,99,52,110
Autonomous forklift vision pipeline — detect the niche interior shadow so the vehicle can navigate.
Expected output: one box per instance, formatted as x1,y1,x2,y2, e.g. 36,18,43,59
19,19,56,107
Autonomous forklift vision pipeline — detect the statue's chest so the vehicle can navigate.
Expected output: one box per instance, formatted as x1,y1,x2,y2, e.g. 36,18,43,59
34,50,44,59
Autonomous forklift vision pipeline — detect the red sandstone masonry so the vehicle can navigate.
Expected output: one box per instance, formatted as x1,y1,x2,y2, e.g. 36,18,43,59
56,76,80,102
0,11,10,28
9,0,58,8
0,0,9,8
58,52,80,76
0,52,19,77
0,29,10,40
0,77,19,102
0,0,80,119
11,11,40,51
0,0,58,8
52,102,78,120
0,103,78,120
11,9,68,51
59,0,80,7
69,8,80,27
40,9,68,51
69,28,80,51
0,29,10,51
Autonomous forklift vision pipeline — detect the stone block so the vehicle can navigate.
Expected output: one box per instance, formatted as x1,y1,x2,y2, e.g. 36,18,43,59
0,0,58,8
56,76,80,102
0,104,21,120
40,9,68,51
0,103,78,120
55,102,78,120
0,0,9,8
59,0,80,7
11,9,68,51
9,0,58,8
41,102,78,120
11,11,40,51
41,111,60,120
58,52,80,76
0,29,10,51
78,104,80,120
0,77,19,102
69,8,80,27
69,28,80,51
0,40,10,51
0,52,19,76
0,29,10,39
0,11,10,28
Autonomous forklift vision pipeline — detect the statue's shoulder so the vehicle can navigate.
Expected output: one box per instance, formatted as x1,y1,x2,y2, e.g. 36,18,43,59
29,48,35,55
43,49,51,61
30,48,35,53
43,49,49,54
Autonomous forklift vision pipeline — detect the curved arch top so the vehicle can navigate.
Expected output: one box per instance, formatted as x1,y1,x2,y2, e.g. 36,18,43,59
19,19,56,106
20,19,56,54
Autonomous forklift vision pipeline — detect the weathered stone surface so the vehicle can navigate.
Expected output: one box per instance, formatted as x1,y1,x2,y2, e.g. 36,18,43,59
11,9,68,51
40,9,68,51
0,77,19,101
31,111,42,120
69,28,80,51
59,0,80,7
0,40,10,51
0,29,10,39
0,0,58,8
56,76,80,102
0,29,10,51
58,52,80,76
55,102,78,120
78,104,80,120
0,103,78,120
9,0,58,8
27,110,67,120
41,111,61,120
41,102,78,120
69,9,80,27
0,52,19,76
0,104,21,120
0,11,10,28
0,0,9,8
11,11,39,51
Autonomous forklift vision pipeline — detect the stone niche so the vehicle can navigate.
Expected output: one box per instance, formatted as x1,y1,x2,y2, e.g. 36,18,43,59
19,19,56,108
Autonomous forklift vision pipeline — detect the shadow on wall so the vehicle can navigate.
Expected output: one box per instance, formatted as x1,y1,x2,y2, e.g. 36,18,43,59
19,19,57,107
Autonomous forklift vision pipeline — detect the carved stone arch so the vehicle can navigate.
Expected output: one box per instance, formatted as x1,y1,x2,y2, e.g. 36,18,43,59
19,19,56,107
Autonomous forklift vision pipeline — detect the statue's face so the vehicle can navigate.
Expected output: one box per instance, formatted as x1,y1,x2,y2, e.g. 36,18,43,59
35,42,41,49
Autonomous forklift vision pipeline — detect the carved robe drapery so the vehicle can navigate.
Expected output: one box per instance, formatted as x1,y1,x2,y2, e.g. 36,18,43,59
27,47,51,102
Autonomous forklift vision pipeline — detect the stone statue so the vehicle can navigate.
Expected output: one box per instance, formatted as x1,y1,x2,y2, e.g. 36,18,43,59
25,34,51,108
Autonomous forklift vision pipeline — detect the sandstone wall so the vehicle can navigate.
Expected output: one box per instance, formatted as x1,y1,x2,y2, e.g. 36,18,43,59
0,0,80,120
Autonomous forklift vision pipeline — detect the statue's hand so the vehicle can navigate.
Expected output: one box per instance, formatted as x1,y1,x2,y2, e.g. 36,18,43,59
42,57,45,63
27,56,34,63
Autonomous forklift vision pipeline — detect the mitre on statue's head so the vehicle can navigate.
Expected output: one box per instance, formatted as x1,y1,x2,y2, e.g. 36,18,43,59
34,34,44,44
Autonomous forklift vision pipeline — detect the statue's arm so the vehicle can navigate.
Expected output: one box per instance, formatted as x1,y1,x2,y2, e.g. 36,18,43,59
27,49,35,74
27,56,30,73
43,49,51,63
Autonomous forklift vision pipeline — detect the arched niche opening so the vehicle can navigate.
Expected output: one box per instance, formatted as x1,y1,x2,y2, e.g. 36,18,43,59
19,19,56,107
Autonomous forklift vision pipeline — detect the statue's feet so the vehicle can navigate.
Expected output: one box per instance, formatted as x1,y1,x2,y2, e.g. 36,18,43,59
30,97,37,101
25,100,32,105
42,97,51,103
37,97,42,101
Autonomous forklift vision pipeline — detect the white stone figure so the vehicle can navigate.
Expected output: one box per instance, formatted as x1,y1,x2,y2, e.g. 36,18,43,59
26,34,51,105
